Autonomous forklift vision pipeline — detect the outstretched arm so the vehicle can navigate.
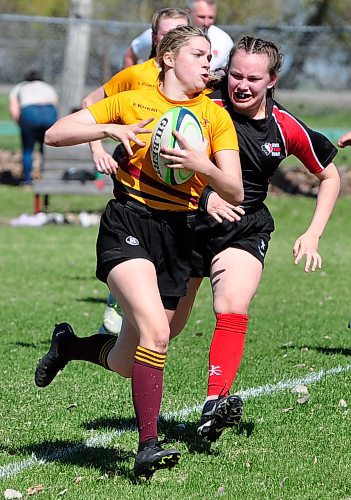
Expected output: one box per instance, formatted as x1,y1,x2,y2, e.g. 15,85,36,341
82,86,118,174
45,108,153,155
293,162,340,272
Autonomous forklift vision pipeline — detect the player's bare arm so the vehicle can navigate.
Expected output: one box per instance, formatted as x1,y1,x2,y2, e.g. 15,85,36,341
82,86,119,174
45,109,153,153
293,162,340,272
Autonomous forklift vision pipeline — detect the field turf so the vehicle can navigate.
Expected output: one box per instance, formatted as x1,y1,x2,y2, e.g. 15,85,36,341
0,186,350,498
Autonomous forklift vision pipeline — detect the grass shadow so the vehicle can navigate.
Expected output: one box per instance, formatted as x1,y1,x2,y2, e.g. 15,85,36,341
280,343,351,357
82,414,254,456
0,439,136,481
238,421,255,438
82,414,212,454
83,416,136,431
312,346,351,357
162,417,255,453
68,275,96,281
160,418,212,454
13,340,49,348
76,297,106,305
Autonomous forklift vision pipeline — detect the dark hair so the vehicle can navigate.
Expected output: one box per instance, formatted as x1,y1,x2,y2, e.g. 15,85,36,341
24,70,43,82
207,35,284,97
227,35,284,97
228,36,283,75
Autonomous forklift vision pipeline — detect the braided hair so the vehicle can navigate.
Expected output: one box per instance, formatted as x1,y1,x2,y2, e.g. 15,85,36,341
207,35,283,97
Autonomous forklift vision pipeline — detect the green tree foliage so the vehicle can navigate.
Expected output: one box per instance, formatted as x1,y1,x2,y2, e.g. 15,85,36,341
0,0,69,17
1,0,350,25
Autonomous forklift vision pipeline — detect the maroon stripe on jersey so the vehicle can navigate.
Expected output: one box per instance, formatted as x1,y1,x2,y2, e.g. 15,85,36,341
113,181,199,209
118,160,200,205
272,105,324,174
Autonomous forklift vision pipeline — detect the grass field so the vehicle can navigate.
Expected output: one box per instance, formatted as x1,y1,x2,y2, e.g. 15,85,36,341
0,186,350,499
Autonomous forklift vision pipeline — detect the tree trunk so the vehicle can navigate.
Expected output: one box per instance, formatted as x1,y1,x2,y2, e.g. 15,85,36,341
60,0,93,116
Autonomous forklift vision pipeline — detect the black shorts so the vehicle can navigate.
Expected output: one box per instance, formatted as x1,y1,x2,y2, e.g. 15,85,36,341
191,204,275,278
96,198,195,310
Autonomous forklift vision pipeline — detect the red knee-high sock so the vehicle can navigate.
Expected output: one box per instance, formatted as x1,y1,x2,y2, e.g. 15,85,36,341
207,313,248,398
132,345,166,445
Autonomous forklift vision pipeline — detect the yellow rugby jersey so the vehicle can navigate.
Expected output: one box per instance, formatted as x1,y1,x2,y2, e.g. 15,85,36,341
88,87,239,211
103,58,160,96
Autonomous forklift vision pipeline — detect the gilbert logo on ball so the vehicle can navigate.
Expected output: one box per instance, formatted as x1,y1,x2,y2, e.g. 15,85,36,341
151,107,204,185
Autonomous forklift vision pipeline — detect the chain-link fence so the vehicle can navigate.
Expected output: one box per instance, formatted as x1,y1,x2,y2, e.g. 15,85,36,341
1,14,351,97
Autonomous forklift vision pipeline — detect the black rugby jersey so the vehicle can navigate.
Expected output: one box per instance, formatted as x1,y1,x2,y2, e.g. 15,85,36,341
209,89,337,211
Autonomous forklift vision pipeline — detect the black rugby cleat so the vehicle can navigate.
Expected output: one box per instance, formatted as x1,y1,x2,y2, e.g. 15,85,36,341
134,439,181,479
34,322,75,387
197,394,243,442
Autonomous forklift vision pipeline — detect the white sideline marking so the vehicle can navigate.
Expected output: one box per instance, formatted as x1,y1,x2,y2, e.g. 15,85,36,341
1,363,350,480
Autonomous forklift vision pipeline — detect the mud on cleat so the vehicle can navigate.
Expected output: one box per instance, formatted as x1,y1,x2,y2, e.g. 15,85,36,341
34,322,75,387
134,439,181,479
197,394,243,442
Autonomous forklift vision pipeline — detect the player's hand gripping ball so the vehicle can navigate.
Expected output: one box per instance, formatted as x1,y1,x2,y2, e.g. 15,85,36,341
151,107,204,185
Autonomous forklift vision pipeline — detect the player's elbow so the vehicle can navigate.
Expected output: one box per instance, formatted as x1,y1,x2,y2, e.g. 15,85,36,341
82,96,89,109
235,186,244,205
44,127,60,147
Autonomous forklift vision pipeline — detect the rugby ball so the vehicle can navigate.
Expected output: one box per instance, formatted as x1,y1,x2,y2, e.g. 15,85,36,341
151,107,204,185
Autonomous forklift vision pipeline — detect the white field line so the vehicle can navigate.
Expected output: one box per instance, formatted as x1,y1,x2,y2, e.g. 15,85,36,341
1,363,350,480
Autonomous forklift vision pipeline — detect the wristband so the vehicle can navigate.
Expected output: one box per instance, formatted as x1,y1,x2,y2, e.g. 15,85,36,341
199,185,215,211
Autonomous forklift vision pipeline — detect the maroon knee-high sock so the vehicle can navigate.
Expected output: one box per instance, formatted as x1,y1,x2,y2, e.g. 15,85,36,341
207,313,248,398
132,345,166,445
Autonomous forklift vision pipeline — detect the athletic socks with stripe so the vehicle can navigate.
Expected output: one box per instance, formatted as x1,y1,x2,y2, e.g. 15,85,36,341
132,345,166,444
61,333,116,369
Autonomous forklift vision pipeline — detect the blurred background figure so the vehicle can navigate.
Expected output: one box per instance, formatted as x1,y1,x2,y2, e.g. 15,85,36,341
123,0,233,70
8,70,58,186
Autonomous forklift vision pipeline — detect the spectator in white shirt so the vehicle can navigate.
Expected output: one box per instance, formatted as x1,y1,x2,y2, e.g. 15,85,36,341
123,0,233,71
9,70,58,186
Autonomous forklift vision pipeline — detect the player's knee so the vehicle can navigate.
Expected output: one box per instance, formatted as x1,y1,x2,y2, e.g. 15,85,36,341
152,335,169,352
214,297,250,315
148,326,170,351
